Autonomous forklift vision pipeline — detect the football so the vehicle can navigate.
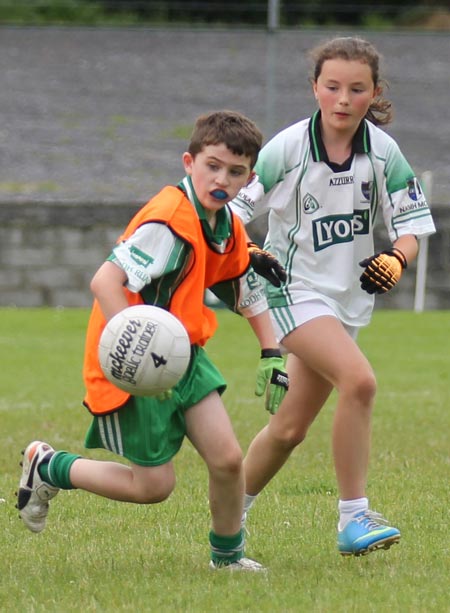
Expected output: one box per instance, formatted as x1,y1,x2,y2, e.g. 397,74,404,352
98,304,190,396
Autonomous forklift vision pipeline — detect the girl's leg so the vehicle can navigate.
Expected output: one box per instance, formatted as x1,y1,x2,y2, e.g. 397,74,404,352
281,316,376,501
243,315,399,555
245,315,376,501
185,391,244,536
244,353,333,495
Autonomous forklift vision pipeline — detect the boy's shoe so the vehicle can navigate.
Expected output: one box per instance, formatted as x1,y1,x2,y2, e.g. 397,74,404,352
16,441,59,533
209,557,267,572
338,510,401,556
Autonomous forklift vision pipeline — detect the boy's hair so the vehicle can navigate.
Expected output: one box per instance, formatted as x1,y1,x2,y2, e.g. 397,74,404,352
309,36,393,126
188,110,263,169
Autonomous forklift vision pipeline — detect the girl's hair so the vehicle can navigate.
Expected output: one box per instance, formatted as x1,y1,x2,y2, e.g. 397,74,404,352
310,36,393,126
188,110,263,169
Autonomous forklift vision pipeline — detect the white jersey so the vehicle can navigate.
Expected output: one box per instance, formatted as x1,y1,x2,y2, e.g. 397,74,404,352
231,112,436,327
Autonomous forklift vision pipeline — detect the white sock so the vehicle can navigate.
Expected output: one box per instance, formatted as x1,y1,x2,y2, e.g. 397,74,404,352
338,497,368,531
243,493,258,513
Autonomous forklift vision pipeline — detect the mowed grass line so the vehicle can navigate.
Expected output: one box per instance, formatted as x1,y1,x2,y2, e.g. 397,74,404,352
0,308,448,612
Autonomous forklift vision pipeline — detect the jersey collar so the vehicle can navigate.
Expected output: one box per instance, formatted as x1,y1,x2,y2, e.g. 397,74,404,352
178,176,232,246
308,110,371,163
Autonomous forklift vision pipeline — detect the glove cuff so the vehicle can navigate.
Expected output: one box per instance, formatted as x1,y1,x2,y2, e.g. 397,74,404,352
384,248,408,269
261,348,282,359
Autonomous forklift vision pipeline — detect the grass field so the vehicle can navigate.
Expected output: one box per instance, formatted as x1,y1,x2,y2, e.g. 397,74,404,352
0,308,448,612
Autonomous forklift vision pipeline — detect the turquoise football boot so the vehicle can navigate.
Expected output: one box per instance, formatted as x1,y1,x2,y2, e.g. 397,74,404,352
338,510,401,556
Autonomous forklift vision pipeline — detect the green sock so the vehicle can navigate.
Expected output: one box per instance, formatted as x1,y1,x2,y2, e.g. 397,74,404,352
38,451,81,490
209,529,245,565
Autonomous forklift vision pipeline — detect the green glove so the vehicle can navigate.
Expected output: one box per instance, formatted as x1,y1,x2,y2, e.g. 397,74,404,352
255,349,289,415
155,389,173,402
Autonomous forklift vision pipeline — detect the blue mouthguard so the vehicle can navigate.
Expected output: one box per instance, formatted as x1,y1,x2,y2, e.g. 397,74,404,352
211,189,228,200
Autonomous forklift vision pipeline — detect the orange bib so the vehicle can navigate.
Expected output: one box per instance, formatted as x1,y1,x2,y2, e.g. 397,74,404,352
83,186,250,415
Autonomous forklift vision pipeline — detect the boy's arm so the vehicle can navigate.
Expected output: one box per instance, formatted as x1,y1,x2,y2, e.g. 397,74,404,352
92,223,189,319
90,260,129,320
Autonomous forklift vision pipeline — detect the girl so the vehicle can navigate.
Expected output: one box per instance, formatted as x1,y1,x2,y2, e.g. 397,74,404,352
231,37,436,556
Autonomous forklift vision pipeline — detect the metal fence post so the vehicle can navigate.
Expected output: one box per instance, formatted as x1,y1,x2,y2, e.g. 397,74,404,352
414,171,432,312
267,0,280,31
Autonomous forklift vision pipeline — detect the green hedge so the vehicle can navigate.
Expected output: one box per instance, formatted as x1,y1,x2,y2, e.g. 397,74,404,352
0,0,446,27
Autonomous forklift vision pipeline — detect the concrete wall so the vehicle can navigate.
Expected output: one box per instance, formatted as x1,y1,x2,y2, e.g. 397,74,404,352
0,202,138,307
0,201,448,310
1,29,448,311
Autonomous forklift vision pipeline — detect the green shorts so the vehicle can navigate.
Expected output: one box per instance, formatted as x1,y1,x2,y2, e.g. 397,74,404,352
84,345,226,466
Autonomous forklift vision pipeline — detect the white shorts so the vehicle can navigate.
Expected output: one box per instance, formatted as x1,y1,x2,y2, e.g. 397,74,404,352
270,300,359,349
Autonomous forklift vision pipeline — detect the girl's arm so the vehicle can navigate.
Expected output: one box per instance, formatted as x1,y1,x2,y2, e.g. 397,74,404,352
393,234,419,266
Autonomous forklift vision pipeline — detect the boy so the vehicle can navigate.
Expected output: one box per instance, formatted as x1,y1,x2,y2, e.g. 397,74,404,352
16,110,288,571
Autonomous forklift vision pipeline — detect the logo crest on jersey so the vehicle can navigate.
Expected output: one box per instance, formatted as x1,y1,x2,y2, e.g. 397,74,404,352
361,181,373,201
246,269,259,290
407,178,423,201
312,210,370,252
303,193,319,214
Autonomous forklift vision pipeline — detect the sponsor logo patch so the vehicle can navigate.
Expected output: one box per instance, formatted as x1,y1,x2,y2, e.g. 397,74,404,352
129,245,154,267
312,209,370,251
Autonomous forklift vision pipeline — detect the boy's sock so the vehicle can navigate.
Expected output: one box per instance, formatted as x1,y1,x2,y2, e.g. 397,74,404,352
38,451,81,490
209,529,245,566
338,497,369,531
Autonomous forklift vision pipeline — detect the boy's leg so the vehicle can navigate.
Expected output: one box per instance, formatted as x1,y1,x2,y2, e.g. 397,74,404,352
69,457,175,503
16,441,62,533
185,392,264,571
186,392,244,536
17,439,175,533
17,390,185,533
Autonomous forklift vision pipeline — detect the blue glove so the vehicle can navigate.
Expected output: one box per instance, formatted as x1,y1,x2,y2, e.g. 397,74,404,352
255,349,289,415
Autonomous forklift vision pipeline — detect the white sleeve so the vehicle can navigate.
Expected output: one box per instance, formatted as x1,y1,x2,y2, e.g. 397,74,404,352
230,126,298,225
229,174,266,225
384,175,436,241
236,268,269,318
111,223,180,293
379,136,436,241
